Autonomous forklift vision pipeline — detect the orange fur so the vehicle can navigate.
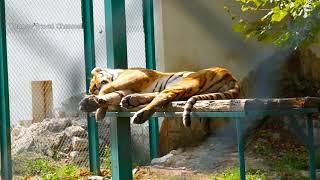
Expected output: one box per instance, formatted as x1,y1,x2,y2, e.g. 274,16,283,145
79,67,240,127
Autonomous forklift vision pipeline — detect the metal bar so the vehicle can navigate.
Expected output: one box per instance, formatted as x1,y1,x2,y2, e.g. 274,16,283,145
143,0,159,160
307,114,316,180
236,118,245,180
0,0,12,179
81,0,100,174
105,0,132,179
246,108,318,116
102,111,246,118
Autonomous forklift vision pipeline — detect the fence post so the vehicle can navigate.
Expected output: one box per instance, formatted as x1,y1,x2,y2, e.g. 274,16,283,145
81,0,100,174
143,0,159,159
0,0,13,179
105,0,132,179
236,117,245,180
307,114,317,180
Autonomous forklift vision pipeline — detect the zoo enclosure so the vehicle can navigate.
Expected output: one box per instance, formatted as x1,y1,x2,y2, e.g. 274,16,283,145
0,0,157,179
0,1,319,180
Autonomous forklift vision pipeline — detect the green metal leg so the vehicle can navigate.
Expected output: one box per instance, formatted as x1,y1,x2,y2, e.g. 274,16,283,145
142,0,159,159
307,114,316,180
110,117,133,180
0,0,12,178
81,0,100,174
148,117,159,159
236,118,246,180
87,116,100,174
104,0,132,179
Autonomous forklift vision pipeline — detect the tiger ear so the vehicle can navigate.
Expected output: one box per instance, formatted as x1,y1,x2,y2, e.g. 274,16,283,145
91,67,103,76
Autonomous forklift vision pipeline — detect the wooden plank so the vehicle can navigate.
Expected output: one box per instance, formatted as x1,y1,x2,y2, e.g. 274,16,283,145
101,97,320,113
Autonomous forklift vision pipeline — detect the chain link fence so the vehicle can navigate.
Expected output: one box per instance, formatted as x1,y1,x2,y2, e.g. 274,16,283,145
6,0,150,177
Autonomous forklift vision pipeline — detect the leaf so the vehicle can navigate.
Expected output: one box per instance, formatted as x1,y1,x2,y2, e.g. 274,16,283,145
271,7,289,22
232,20,247,33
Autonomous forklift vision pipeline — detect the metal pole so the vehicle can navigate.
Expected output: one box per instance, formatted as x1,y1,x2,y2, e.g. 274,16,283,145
0,0,12,178
105,0,132,179
307,114,316,180
143,0,159,159
81,0,100,174
236,117,245,180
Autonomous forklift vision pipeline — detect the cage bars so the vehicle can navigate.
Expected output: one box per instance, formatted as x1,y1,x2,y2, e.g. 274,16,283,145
0,0,12,179
105,0,133,179
143,0,159,160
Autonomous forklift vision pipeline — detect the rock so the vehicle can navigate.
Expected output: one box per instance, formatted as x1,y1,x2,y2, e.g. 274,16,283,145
65,126,87,138
46,118,72,132
151,153,174,166
88,176,109,180
12,129,34,155
71,118,88,129
170,148,183,155
32,132,65,157
56,152,68,159
72,137,88,151
69,151,88,164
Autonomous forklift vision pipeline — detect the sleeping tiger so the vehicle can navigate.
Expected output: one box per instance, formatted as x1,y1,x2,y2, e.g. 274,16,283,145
79,67,240,127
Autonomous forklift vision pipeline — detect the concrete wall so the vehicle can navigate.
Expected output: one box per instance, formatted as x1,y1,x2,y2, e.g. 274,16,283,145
157,0,275,79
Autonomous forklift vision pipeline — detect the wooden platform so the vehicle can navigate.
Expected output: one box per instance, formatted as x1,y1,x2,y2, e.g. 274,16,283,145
105,97,320,113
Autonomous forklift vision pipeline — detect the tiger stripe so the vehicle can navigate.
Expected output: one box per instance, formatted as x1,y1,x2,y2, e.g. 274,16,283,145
84,66,240,127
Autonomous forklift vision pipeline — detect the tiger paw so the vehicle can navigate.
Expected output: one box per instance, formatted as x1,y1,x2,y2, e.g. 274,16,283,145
120,94,144,109
131,108,154,124
95,108,107,121
79,95,100,112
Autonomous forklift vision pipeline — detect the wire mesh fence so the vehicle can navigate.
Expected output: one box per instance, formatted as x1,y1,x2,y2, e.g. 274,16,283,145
6,0,150,178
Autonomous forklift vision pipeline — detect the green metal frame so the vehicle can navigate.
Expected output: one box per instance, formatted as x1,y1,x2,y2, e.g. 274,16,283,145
105,0,132,180
143,0,159,160
0,0,12,179
81,0,100,174
103,108,318,180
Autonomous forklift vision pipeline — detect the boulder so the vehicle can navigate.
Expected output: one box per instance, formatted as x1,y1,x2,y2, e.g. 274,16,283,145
46,118,72,132
65,125,87,138
72,137,88,151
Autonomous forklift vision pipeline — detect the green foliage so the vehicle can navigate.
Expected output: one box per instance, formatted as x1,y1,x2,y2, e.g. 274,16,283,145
24,159,79,180
272,151,308,170
210,168,267,180
226,0,320,48
104,146,112,169
25,159,54,177
44,164,79,180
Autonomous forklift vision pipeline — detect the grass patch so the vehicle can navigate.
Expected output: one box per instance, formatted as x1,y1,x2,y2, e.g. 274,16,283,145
210,168,267,180
24,158,79,180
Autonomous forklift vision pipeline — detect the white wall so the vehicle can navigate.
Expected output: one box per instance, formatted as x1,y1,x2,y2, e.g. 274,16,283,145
5,0,146,124
157,0,276,79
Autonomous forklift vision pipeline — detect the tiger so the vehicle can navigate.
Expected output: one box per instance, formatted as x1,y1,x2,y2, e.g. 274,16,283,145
79,67,240,127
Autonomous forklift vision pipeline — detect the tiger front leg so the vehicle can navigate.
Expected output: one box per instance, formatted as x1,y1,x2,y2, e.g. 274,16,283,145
97,90,133,106
79,95,100,112
120,92,159,109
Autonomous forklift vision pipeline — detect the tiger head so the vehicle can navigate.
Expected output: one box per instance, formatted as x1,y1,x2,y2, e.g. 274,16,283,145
89,67,114,95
